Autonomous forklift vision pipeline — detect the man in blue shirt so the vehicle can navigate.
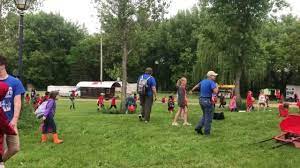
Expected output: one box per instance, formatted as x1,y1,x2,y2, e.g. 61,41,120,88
137,67,157,123
0,55,25,163
191,71,218,135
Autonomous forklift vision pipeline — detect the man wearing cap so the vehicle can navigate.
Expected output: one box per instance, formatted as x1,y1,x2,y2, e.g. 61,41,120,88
191,71,218,135
0,55,25,164
137,67,157,123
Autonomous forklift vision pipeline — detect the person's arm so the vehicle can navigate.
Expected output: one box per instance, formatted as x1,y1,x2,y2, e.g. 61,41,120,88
10,95,22,128
190,83,200,93
152,77,157,101
43,100,54,118
152,86,157,101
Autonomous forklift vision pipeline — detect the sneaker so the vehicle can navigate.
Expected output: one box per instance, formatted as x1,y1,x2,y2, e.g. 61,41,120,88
172,122,179,126
183,122,192,126
0,162,4,168
144,121,149,124
195,128,203,135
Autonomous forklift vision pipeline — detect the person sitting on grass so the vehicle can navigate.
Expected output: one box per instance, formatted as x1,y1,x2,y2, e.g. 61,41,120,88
172,77,191,126
168,95,175,114
41,91,63,144
97,93,105,111
126,95,137,113
109,96,117,110
278,102,289,118
258,91,267,111
0,82,17,168
229,95,238,112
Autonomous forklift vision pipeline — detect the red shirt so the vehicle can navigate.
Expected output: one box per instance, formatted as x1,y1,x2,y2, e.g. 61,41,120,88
162,97,166,103
297,101,300,108
98,96,104,104
37,97,43,105
111,97,116,105
278,103,288,117
25,96,30,103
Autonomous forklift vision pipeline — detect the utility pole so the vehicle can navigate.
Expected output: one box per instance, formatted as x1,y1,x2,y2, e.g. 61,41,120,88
100,36,103,81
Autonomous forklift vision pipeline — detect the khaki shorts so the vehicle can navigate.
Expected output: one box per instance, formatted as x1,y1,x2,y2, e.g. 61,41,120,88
3,127,20,152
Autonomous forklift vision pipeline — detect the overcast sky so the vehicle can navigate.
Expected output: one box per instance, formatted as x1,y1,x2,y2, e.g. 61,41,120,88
40,0,300,34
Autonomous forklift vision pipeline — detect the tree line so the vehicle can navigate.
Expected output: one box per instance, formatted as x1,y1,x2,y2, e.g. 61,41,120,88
0,0,299,100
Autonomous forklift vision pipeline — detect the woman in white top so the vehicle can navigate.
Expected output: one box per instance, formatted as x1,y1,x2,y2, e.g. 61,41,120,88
258,91,266,111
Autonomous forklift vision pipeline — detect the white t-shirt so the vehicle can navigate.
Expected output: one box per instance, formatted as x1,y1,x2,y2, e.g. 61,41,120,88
258,95,266,103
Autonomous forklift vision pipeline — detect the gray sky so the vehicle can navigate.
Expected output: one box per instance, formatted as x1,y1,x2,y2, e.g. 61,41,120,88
40,0,300,34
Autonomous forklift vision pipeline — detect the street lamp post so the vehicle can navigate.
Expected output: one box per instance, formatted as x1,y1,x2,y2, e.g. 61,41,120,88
14,0,31,82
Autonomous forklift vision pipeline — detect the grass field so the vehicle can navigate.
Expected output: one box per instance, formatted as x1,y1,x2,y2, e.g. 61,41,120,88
6,98,300,168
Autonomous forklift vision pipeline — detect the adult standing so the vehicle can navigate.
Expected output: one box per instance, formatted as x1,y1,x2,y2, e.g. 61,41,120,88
137,67,157,123
0,55,25,163
191,71,218,135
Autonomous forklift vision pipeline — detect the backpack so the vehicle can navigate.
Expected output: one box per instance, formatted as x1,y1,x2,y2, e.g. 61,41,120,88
34,101,48,119
137,75,151,96
213,112,225,120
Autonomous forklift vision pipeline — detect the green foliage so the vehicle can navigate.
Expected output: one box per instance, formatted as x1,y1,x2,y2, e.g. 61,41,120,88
18,104,39,132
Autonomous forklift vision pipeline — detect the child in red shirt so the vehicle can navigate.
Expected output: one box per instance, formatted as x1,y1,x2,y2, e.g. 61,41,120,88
25,93,30,104
168,96,175,113
246,91,254,112
162,97,166,103
97,94,105,110
109,96,117,110
279,102,289,117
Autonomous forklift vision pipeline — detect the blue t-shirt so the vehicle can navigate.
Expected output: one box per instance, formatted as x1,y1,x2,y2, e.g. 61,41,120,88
0,75,25,121
199,79,217,98
138,74,156,96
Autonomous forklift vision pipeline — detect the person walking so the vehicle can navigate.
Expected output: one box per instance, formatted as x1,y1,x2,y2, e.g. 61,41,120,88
191,71,218,136
0,55,25,164
41,91,63,144
137,67,157,123
172,77,191,126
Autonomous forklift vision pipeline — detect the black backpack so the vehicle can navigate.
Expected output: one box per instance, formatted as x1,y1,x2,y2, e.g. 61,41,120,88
213,112,225,120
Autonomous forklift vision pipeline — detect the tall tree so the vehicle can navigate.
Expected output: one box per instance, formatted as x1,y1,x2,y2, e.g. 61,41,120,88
95,0,169,112
194,0,287,105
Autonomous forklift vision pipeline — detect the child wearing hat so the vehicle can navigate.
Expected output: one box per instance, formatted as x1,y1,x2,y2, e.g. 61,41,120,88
41,91,63,144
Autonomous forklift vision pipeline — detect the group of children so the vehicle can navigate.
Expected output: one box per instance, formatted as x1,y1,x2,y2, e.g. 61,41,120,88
97,94,117,111
97,93,138,113
25,90,50,110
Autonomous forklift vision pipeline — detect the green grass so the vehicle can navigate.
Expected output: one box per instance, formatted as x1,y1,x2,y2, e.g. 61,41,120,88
6,98,300,168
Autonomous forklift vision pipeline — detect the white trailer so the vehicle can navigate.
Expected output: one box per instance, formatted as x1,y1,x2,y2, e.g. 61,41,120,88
286,85,300,101
47,85,77,97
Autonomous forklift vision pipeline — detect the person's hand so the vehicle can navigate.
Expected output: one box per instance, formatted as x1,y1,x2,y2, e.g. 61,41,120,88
42,116,46,120
189,90,193,94
9,118,18,128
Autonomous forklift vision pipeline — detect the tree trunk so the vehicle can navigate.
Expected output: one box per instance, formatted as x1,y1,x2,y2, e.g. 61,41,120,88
234,69,242,108
121,32,128,113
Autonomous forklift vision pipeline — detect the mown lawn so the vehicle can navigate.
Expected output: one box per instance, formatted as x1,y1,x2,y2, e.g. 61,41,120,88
6,98,300,168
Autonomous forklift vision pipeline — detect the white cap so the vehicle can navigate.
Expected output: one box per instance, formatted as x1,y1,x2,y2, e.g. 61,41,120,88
207,71,218,77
